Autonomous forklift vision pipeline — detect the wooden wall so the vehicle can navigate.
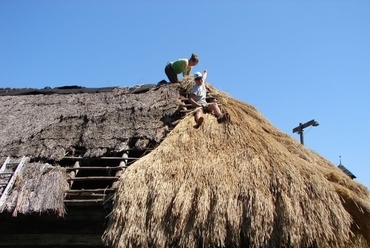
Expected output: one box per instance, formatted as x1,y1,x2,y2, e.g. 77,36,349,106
0,205,109,247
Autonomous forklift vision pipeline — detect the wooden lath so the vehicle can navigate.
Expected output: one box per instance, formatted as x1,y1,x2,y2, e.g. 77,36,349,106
63,152,133,206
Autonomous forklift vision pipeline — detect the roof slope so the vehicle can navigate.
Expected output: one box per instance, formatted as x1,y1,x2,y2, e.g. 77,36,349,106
1,81,369,247
0,84,180,215
1,161,67,216
0,85,179,160
103,82,370,248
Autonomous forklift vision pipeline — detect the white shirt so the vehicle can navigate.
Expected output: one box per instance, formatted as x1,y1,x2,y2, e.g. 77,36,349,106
190,83,207,105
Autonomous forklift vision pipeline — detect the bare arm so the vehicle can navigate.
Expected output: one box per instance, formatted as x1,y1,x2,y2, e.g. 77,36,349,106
202,70,208,82
189,94,201,107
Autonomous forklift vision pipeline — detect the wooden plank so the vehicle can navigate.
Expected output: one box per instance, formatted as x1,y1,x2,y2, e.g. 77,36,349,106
66,188,116,193
65,166,126,171
72,147,152,152
63,156,139,160
0,234,104,246
66,176,119,181
64,199,105,204
120,148,153,151
68,161,80,188
66,193,107,197
112,153,127,189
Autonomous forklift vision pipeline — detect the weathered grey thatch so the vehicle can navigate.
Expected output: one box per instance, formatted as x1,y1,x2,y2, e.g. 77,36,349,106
0,85,178,160
1,162,68,217
1,81,370,248
1,84,180,218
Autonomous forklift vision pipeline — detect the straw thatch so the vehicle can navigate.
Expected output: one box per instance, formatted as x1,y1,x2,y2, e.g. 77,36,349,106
1,161,68,217
1,81,369,247
0,84,180,217
0,86,179,160
103,80,370,248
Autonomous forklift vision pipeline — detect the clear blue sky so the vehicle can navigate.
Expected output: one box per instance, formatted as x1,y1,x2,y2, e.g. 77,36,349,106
1,1,369,189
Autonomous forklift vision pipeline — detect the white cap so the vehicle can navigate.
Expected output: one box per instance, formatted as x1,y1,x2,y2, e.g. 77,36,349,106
194,72,202,79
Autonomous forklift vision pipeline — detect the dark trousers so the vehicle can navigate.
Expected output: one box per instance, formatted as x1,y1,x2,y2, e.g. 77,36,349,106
164,63,178,83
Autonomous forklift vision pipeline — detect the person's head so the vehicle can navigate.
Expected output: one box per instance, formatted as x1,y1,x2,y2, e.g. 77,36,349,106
194,71,203,84
189,53,199,66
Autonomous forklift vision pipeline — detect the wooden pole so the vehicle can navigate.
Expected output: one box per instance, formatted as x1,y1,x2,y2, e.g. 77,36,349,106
112,152,128,189
68,161,80,188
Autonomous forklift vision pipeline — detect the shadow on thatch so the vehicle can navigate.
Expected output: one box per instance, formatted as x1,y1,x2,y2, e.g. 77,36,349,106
103,79,370,248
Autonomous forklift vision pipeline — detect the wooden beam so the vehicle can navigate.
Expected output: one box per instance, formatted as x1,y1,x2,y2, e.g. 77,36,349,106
66,188,116,193
112,152,128,189
64,199,105,204
0,234,104,246
65,166,127,171
68,160,80,188
63,156,139,160
66,176,119,181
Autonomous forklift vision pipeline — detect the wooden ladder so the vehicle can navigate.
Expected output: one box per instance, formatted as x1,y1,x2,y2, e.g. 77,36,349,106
0,156,27,208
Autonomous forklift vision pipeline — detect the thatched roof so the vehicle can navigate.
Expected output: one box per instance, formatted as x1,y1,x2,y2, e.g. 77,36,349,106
102,80,370,248
1,81,370,247
0,84,178,160
0,83,180,216
1,161,67,217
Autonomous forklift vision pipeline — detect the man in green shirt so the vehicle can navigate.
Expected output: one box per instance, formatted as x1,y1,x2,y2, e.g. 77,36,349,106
164,53,199,83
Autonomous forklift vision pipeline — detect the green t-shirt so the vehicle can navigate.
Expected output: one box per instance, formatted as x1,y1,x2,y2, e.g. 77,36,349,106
171,59,191,76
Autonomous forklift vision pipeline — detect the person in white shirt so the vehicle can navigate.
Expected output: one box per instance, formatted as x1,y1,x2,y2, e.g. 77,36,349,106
188,70,228,126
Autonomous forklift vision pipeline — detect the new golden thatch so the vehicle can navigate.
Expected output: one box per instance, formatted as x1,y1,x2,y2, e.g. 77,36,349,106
103,79,370,248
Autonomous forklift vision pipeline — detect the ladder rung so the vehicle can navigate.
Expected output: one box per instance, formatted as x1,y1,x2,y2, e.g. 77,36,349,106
0,172,14,175
0,183,8,186
5,162,19,166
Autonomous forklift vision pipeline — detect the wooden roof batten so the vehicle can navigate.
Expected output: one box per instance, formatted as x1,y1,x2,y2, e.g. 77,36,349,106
0,88,218,209
63,149,148,206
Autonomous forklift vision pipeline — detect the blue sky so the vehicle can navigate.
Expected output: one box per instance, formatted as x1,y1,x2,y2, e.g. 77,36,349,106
1,1,369,189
